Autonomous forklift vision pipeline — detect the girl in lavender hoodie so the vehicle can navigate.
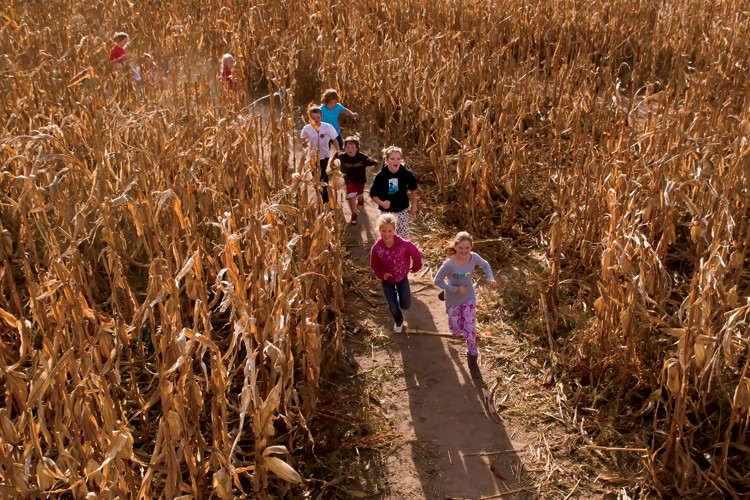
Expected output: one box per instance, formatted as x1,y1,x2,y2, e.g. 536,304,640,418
370,214,422,332
434,232,497,379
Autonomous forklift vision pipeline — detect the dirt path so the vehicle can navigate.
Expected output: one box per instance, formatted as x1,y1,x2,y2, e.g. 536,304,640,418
338,186,534,500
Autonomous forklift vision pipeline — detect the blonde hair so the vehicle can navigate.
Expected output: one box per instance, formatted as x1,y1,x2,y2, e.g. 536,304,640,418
113,32,128,43
221,53,234,69
377,213,397,231
322,88,339,104
446,231,473,256
383,145,403,162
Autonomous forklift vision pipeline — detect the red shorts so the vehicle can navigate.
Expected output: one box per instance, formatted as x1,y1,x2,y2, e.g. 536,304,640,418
345,181,365,198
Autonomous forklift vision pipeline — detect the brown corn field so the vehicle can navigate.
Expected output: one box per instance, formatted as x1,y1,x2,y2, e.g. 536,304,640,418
1,0,749,497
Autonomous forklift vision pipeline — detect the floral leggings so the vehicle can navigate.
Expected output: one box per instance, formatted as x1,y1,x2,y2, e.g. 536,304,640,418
446,299,477,355
394,209,410,240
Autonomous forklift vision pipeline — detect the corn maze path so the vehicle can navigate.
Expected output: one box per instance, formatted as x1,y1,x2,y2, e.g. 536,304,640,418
340,193,532,500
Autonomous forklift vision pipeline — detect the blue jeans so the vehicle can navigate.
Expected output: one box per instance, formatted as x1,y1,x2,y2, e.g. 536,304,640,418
382,278,411,325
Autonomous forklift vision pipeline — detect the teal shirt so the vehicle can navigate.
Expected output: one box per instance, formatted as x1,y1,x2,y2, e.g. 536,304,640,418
321,103,345,135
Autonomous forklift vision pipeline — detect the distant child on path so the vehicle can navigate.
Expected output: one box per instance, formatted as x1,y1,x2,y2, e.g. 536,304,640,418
433,232,497,379
109,32,129,64
220,53,237,91
300,105,339,204
109,32,142,86
333,136,378,225
321,89,358,149
369,146,418,239
370,214,422,333
139,53,158,87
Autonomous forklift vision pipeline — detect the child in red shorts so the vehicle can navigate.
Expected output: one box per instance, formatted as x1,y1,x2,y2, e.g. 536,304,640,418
333,136,378,224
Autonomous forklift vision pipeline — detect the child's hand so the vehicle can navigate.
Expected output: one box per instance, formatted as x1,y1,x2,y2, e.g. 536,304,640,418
352,112,359,119
456,286,468,295
383,273,393,281
489,279,498,289
380,200,391,210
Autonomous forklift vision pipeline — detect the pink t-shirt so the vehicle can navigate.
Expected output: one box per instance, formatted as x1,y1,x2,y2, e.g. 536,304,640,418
370,235,422,284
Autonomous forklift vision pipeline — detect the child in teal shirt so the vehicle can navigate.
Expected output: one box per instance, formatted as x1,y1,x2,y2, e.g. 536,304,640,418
321,88,358,149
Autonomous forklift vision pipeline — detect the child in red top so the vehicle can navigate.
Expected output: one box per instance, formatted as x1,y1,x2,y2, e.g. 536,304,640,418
370,214,422,332
109,33,128,64
221,53,237,91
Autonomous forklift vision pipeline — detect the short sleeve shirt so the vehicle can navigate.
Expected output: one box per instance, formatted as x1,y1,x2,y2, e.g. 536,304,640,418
109,45,126,62
301,122,338,160
369,165,418,213
320,103,345,135
334,151,378,185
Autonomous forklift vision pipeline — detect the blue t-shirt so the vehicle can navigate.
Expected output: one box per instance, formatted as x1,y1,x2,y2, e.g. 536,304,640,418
321,103,345,135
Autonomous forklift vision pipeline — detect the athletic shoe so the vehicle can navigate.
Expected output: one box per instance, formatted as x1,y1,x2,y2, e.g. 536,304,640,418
350,214,358,225
394,322,403,333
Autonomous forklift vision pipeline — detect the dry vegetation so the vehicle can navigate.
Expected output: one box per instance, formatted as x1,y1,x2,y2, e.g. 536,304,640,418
1,0,749,497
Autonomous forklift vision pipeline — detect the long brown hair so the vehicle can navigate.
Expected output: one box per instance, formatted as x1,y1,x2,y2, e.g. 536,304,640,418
321,88,339,104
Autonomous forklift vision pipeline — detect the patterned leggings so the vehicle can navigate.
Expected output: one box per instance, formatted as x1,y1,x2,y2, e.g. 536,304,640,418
446,299,477,355
394,209,410,240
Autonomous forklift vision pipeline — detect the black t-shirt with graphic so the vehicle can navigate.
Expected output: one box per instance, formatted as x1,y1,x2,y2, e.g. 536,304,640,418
334,151,379,185
369,165,418,213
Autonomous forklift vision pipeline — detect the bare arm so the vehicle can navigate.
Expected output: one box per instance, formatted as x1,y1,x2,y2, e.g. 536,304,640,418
343,107,359,119
409,189,418,215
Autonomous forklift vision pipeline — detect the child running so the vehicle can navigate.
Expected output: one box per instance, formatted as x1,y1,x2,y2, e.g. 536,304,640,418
369,146,418,239
109,32,142,86
139,53,158,87
321,89,358,149
332,136,378,225
220,53,237,91
109,32,129,65
300,105,339,204
433,232,498,379
370,214,422,333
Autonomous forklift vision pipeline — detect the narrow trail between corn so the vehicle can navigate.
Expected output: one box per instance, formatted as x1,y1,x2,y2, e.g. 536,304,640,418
341,193,532,500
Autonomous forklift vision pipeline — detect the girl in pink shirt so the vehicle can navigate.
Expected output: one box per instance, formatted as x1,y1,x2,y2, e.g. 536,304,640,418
370,214,422,332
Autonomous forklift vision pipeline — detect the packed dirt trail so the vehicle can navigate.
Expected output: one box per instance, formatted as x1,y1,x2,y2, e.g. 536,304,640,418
338,187,533,499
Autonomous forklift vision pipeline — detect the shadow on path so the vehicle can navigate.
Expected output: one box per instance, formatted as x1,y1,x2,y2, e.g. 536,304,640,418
392,297,527,499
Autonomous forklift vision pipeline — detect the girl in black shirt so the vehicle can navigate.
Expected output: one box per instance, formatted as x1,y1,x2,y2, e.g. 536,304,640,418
369,146,419,239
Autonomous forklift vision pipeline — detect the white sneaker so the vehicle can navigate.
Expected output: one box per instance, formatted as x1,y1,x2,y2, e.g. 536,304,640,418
394,322,403,333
